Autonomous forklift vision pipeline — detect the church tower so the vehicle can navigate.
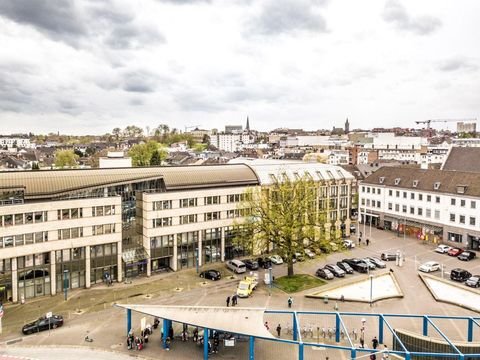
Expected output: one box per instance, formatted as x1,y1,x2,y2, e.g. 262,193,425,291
344,118,350,134
246,116,250,131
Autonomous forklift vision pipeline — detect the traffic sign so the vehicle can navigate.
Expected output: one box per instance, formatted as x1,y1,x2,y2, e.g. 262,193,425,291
46,311,52,319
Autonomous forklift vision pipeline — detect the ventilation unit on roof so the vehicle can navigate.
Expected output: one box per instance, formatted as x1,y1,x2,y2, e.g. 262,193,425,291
413,180,418,188
394,178,401,185
434,182,441,190
379,177,385,184
456,185,467,194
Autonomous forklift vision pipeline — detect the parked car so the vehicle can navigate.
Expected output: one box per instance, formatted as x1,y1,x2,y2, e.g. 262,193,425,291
466,275,480,288
336,261,354,274
226,260,246,274
244,259,259,270
361,258,376,270
342,258,368,273
450,268,472,282
458,251,476,261
236,275,258,298
304,249,316,259
315,268,334,280
294,252,305,262
418,261,440,273
448,248,464,257
381,253,397,261
22,315,64,335
269,255,284,265
324,264,346,277
256,257,272,269
435,244,452,254
199,269,221,281
343,239,355,249
366,257,386,269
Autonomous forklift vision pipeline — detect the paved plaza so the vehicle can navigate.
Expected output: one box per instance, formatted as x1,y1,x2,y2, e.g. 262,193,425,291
2,228,480,359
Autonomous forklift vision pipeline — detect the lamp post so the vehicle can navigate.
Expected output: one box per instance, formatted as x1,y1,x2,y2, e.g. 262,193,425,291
369,275,373,307
268,267,273,296
360,318,366,346
195,249,199,274
63,269,69,301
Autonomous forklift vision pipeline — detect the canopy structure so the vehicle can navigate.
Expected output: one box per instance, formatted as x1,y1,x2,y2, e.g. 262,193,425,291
116,304,275,339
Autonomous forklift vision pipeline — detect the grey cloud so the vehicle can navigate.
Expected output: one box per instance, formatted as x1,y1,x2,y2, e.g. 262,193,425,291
156,0,211,4
122,71,159,93
225,87,285,103
438,57,478,72
382,0,441,35
105,24,165,50
129,98,144,106
248,0,327,36
0,0,86,44
58,100,83,115
175,91,226,112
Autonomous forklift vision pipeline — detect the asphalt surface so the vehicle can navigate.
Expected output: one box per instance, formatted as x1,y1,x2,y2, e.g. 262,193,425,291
2,228,480,359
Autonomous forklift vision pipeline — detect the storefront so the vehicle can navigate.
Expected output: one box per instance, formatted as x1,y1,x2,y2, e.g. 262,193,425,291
56,247,86,293
122,247,148,279
468,235,480,250
0,259,12,302
202,228,222,264
91,243,118,284
18,253,51,300
150,234,174,272
176,231,199,270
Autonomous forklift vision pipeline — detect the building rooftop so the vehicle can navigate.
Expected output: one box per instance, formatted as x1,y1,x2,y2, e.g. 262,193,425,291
442,147,480,173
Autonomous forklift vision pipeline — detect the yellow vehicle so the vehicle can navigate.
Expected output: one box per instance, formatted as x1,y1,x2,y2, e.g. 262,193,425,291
236,276,258,298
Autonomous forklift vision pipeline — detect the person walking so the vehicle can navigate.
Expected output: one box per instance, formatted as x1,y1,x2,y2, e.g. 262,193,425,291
287,296,293,308
366,238,370,246
276,324,282,337
372,336,379,349
264,321,270,331
226,296,230,307
232,294,237,306
382,344,389,359
358,237,362,246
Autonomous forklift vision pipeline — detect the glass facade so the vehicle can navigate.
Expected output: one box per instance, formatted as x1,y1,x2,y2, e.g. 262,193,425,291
150,234,174,271
177,231,199,270
18,253,51,299
90,243,118,284
56,247,86,293
202,228,221,264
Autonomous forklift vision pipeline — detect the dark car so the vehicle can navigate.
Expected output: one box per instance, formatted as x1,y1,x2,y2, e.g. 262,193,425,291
324,264,346,277
244,259,259,270
199,269,221,281
367,257,387,269
448,248,464,257
256,257,272,269
361,259,376,270
22,315,64,335
450,268,472,282
458,251,476,261
342,258,368,273
336,261,354,274
315,268,334,280
381,253,397,261
466,275,480,288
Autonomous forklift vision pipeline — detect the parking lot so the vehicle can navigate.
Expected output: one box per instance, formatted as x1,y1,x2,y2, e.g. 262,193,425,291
2,228,480,359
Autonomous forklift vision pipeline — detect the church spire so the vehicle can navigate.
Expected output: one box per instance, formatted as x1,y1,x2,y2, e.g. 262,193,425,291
246,116,250,131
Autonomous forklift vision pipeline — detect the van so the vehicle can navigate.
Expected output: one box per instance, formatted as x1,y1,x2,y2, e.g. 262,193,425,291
450,268,471,282
226,260,246,274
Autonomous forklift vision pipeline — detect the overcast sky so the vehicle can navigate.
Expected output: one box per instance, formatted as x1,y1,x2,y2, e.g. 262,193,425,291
0,0,479,135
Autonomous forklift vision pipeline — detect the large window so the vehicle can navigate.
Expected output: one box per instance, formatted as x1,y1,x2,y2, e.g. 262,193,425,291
57,227,83,240
153,217,172,227
92,205,115,216
153,200,172,210
204,212,220,221
204,196,220,205
57,208,83,220
180,214,197,225
180,198,197,208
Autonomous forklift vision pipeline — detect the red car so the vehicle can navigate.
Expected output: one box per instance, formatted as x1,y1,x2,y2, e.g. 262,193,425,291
448,248,464,257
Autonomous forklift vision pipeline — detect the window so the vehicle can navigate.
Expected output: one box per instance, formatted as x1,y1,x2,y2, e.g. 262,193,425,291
227,194,244,203
470,217,476,226
180,214,197,225
403,192,407,199
153,217,172,227
435,196,440,204
460,199,466,207
410,193,415,200
402,205,407,213
389,190,393,196
366,199,370,206
434,210,440,219
394,178,401,185
58,227,83,240
205,196,220,205
413,180,418,188
180,198,197,208
361,186,365,193
450,214,455,222
418,208,423,216
396,191,400,198
204,212,220,221
367,187,371,193
395,204,400,212
418,194,423,201
434,182,441,190
427,195,431,202
388,203,393,210
459,215,465,224
361,198,365,205
15,213,23,225
451,198,456,206
377,189,381,195
377,201,381,208
471,201,476,209
426,208,431,218
410,207,414,214
153,200,172,210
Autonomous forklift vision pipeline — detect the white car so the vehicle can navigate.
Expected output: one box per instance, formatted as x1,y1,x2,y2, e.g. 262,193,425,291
269,255,284,265
435,245,451,254
304,249,316,259
418,261,440,273
343,240,355,249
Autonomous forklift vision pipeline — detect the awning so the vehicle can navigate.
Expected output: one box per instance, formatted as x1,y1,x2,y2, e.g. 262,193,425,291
122,247,149,263
116,304,275,339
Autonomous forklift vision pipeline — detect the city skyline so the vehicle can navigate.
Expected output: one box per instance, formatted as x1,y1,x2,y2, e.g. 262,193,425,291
0,0,479,135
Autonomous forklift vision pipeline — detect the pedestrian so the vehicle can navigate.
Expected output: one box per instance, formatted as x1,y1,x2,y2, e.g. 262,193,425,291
264,321,270,330
358,237,362,245
276,324,282,337
193,327,199,343
370,354,376,360
366,238,370,246
360,231,363,238
287,296,293,308
340,294,345,302
372,336,379,349
232,294,238,306
165,337,171,351
360,337,365,348
226,296,230,307
382,345,389,359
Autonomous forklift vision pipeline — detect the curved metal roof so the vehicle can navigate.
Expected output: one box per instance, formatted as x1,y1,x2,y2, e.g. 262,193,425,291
0,165,259,200
116,304,275,339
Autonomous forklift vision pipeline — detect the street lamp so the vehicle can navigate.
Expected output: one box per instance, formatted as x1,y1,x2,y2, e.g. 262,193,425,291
369,275,373,307
63,269,69,301
268,267,273,296
195,249,199,274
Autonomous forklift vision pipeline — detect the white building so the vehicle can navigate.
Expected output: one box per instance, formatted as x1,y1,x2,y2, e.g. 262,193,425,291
359,167,480,249
99,152,132,168
0,138,35,150
210,133,256,152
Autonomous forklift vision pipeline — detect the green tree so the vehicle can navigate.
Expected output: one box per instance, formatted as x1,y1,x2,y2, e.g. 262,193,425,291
123,125,143,138
54,149,79,168
236,174,335,277
112,128,122,140
128,140,165,166
193,143,207,153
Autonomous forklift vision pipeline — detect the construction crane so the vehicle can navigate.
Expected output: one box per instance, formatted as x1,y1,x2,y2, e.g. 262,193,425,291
184,125,200,133
415,118,477,129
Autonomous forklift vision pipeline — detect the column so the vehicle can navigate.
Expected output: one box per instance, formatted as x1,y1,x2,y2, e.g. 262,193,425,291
85,245,91,289
324,223,331,241
117,240,123,282
249,336,255,360
146,245,151,277
203,327,209,360
50,251,56,295
221,227,225,262
172,236,178,271
298,343,304,360
11,257,18,303
127,308,132,336
345,218,352,237
198,230,203,267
